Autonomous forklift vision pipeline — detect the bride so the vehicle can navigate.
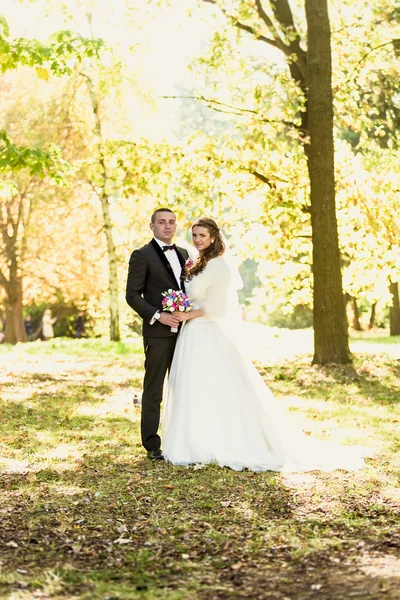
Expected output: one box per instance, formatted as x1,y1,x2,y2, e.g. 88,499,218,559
162,217,371,472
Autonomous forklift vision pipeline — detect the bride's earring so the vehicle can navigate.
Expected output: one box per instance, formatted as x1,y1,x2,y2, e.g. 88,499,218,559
211,239,215,244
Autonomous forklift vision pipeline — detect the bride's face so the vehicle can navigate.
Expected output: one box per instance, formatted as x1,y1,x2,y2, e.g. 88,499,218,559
192,226,212,254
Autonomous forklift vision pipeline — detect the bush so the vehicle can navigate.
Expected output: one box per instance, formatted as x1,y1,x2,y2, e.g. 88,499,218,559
266,304,313,329
24,301,93,339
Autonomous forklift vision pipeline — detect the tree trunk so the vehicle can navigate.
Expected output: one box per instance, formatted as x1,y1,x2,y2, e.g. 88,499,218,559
305,0,351,364
100,191,120,342
351,297,362,331
199,0,351,363
84,73,121,342
343,292,350,331
389,280,400,336
368,302,376,330
3,278,27,344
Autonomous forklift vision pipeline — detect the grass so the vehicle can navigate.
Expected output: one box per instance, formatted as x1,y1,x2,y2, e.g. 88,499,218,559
0,329,399,599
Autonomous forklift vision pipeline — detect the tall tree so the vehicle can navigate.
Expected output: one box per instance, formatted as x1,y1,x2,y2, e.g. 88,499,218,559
304,0,350,362
0,16,103,343
389,281,400,336
197,0,350,363
0,135,63,344
79,69,121,341
0,179,32,344
334,2,400,336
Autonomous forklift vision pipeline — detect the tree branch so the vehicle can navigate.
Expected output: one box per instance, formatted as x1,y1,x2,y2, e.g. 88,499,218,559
269,0,297,31
233,20,278,46
249,169,290,186
201,0,279,48
266,0,307,81
346,41,397,83
249,168,286,202
254,0,287,53
0,267,8,289
15,191,26,237
160,94,299,128
201,0,307,124
250,170,277,187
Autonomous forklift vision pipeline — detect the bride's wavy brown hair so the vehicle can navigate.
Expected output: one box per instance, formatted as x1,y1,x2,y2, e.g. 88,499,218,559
183,218,225,281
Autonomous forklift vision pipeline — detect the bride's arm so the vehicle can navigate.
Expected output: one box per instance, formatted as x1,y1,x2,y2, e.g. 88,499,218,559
201,259,232,320
175,308,204,322
175,258,233,322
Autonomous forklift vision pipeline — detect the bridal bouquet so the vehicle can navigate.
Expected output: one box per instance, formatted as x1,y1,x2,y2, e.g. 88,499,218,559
162,289,192,332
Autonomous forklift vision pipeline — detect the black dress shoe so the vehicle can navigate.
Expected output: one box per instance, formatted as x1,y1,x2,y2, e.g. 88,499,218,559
147,448,164,461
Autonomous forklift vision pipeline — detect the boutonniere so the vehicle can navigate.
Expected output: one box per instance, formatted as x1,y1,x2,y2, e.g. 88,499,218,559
185,258,194,269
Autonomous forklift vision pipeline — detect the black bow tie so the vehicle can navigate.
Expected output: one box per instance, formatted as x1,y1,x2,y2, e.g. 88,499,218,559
162,244,176,252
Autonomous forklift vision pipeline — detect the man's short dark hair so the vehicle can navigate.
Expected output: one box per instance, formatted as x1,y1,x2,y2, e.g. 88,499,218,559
151,208,175,224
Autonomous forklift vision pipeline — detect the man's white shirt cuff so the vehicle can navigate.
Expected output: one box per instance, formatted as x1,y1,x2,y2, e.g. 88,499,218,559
150,311,160,325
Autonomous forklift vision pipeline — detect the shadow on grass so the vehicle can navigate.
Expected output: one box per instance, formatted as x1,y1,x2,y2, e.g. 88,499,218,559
0,381,138,463
7,337,144,357
258,354,400,408
0,446,399,599
350,333,400,346
4,371,116,393
0,342,399,598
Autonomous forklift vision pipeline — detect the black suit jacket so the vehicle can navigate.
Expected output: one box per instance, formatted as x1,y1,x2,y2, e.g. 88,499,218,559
126,239,189,338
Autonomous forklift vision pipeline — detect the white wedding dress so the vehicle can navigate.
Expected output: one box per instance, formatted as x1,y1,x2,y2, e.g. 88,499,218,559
162,256,371,472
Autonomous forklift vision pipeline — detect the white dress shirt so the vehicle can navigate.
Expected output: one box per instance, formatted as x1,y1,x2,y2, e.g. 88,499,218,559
154,237,182,286
150,238,183,324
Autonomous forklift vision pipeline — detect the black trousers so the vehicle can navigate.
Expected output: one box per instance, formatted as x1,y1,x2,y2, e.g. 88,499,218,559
141,336,177,451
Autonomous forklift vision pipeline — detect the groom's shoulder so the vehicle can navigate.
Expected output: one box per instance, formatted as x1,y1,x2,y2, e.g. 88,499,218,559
128,241,154,263
133,240,154,255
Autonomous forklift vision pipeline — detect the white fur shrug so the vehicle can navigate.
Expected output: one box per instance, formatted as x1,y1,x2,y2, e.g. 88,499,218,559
186,256,239,322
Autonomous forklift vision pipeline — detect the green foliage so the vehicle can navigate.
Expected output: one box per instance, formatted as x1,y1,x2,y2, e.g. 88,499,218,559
0,15,104,180
238,258,260,305
267,304,313,329
0,15,10,38
0,20,104,75
1,0,399,339
181,0,399,332
24,299,93,339
0,130,65,179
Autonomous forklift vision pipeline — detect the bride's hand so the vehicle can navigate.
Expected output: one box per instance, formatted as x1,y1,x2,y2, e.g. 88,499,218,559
175,309,204,322
175,312,188,322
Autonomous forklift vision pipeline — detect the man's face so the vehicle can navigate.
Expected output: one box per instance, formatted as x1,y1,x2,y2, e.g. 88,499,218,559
150,211,177,244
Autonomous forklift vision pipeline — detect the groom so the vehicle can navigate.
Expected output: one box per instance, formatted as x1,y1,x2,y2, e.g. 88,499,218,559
126,208,189,460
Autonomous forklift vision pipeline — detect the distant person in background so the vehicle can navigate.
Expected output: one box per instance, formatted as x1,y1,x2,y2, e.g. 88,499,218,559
74,311,85,338
0,330,4,344
24,314,34,341
42,309,56,341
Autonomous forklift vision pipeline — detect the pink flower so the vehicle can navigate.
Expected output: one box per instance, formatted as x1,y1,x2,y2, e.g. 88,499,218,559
161,289,193,332
185,258,194,269
161,289,192,314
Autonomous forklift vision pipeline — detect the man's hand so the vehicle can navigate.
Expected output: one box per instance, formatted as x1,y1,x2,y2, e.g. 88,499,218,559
159,311,180,328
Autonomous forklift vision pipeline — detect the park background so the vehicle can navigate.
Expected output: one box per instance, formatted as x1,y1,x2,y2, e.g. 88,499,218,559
0,1,399,599
0,0,399,352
